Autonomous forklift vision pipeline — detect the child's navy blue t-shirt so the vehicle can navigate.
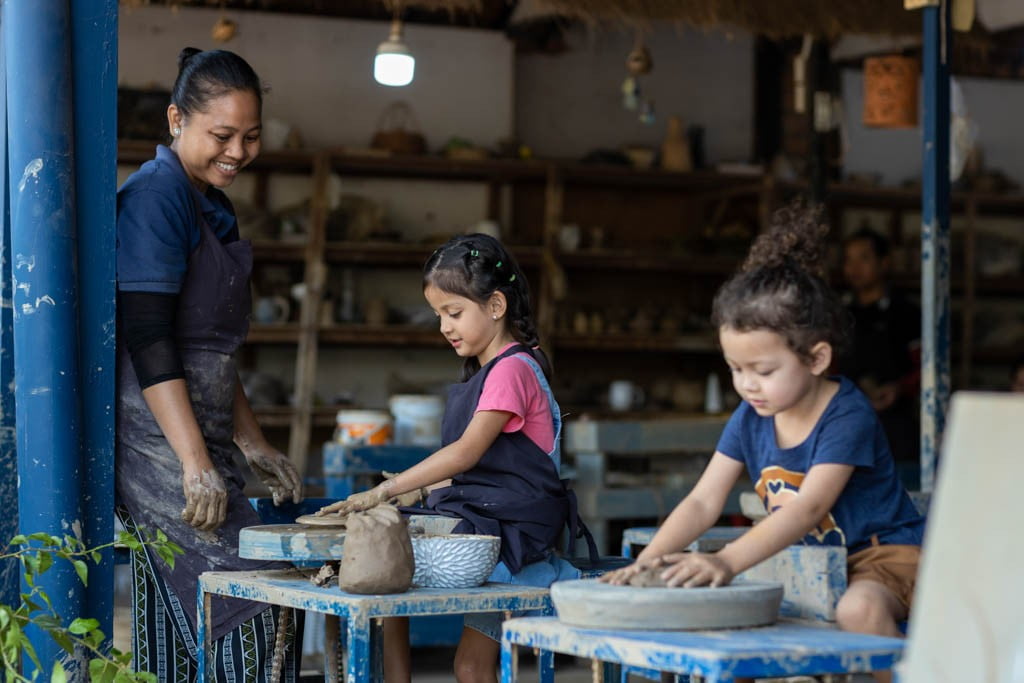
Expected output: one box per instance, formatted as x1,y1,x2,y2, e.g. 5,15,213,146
117,144,239,294
717,376,925,552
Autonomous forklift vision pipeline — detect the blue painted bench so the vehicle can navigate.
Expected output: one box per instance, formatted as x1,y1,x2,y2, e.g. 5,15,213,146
197,569,555,683
501,616,905,683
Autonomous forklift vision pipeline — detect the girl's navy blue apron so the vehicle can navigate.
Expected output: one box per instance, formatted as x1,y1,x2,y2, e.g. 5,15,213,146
115,190,284,642
420,343,597,574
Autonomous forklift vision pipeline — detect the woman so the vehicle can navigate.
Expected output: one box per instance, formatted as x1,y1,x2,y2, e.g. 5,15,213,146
116,48,303,681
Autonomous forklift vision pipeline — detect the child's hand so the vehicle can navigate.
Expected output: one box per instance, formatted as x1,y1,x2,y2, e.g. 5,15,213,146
598,556,666,585
382,471,428,507
657,552,735,588
315,486,389,516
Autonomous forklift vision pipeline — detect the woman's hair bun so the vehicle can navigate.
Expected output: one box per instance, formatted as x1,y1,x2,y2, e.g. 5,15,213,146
177,47,202,73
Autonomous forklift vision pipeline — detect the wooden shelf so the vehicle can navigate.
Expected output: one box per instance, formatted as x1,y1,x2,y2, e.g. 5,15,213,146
558,249,739,274
560,165,764,191
247,323,301,343
890,274,1024,295
319,324,445,347
323,241,543,267
252,240,306,262
254,405,339,428
550,333,719,353
118,140,316,173
328,152,549,182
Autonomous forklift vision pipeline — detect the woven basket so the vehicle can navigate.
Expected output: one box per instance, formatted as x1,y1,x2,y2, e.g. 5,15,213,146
371,101,427,155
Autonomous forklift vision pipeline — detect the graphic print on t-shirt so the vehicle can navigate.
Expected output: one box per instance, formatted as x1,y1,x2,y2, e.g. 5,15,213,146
754,465,846,546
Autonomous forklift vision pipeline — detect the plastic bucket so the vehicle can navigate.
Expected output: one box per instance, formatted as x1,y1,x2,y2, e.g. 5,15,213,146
389,394,444,447
334,410,392,446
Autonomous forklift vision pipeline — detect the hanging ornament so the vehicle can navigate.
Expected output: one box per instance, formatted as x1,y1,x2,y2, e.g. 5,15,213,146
621,76,639,111
212,16,238,43
626,31,653,76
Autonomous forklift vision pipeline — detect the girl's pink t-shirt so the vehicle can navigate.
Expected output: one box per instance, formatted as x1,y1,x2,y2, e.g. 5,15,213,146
475,344,555,453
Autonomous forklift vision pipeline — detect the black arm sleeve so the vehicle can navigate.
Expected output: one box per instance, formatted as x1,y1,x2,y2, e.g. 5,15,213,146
118,290,186,389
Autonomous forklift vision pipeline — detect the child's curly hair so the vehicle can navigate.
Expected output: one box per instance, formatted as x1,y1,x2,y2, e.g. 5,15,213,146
711,200,848,361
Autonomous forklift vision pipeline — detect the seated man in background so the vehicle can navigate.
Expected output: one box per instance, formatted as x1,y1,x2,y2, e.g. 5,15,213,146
839,228,921,463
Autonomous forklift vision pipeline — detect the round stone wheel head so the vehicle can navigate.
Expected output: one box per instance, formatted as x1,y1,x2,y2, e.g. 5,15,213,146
551,579,784,630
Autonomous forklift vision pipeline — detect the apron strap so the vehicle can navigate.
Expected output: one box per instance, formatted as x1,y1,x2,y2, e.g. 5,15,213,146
564,484,600,562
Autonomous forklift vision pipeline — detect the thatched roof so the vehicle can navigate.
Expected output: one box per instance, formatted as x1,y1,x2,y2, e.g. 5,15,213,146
520,0,921,38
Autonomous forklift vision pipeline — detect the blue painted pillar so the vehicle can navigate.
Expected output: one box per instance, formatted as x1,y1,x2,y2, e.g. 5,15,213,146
5,0,86,674
71,0,118,638
920,0,952,493
0,23,16,610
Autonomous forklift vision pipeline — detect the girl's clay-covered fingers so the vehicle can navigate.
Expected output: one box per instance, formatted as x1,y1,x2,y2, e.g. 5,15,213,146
599,563,640,585
316,500,347,516
660,559,700,588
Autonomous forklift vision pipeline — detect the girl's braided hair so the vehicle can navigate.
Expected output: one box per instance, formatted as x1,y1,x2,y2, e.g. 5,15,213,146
423,233,551,381
711,200,848,361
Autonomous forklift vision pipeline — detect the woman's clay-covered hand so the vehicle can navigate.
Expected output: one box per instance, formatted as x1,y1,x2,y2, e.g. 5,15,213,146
244,444,303,505
316,485,389,517
181,464,228,531
598,555,667,585
657,551,735,588
381,471,427,507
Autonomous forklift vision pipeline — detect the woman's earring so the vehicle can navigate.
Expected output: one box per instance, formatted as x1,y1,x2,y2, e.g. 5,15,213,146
172,127,181,136
492,315,498,320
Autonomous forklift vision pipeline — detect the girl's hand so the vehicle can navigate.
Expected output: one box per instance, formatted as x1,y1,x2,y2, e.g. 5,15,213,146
598,556,667,585
316,485,390,517
244,444,303,506
382,471,428,507
181,461,228,531
658,552,735,588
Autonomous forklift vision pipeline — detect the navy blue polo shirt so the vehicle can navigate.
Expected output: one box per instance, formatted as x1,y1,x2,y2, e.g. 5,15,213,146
117,144,239,294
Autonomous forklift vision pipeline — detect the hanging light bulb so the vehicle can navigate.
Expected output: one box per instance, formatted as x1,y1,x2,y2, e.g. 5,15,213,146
374,18,415,87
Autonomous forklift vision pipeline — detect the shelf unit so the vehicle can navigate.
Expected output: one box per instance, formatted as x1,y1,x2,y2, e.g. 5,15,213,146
117,141,1024,473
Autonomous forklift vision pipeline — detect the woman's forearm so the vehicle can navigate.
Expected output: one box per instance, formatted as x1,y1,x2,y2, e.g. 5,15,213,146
141,378,210,467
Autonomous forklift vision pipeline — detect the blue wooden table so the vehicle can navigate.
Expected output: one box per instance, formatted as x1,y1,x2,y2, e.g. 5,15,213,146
197,569,553,683
501,617,905,683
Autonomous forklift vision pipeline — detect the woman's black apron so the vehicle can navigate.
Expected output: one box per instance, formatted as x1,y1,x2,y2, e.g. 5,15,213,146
420,344,597,573
115,196,284,641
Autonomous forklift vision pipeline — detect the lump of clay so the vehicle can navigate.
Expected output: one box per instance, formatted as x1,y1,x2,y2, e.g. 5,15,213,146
627,566,670,588
338,504,414,594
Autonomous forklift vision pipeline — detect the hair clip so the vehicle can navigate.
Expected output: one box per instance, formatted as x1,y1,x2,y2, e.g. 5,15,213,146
470,249,479,257
509,274,517,282
495,261,503,268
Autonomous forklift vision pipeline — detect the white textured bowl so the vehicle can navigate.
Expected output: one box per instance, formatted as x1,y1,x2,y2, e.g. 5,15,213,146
411,534,500,588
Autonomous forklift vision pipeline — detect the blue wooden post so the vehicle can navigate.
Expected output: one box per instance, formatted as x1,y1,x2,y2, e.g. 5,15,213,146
71,0,118,637
920,0,952,493
0,24,16,610
5,0,85,674
0,9,17,610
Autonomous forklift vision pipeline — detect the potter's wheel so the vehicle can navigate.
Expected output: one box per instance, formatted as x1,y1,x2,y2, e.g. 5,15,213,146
238,515,461,562
238,524,347,562
551,579,784,631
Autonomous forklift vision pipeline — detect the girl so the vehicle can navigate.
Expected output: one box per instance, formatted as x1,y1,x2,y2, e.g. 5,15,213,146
602,204,925,683
116,48,303,680
318,233,593,683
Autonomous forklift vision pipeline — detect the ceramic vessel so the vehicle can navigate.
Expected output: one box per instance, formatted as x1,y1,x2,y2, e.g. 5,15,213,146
661,116,693,172
411,534,500,588
552,578,784,630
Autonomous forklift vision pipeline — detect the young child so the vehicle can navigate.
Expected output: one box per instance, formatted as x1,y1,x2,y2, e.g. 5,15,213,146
318,233,591,683
602,204,925,683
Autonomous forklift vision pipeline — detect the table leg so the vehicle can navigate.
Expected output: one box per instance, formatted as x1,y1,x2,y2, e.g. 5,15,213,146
538,647,554,683
371,617,384,682
346,612,371,683
325,614,341,683
196,588,212,682
500,639,518,683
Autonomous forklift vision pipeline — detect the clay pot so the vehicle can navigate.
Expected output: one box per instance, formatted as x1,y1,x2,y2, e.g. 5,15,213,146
661,116,693,172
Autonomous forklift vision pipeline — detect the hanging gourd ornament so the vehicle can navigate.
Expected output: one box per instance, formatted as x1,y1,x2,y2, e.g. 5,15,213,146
626,43,652,76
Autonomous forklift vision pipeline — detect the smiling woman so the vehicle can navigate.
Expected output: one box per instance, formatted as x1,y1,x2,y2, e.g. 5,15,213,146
115,48,303,681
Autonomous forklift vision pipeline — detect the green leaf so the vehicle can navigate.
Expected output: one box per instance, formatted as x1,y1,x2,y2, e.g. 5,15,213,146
122,537,141,552
9,535,26,546
37,551,53,575
32,615,62,631
91,551,102,564
49,630,75,656
68,617,98,635
20,593,42,614
85,628,105,649
24,553,40,578
20,634,41,674
72,560,88,587
50,660,66,683
155,529,167,543
136,673,157,683
27,533,52,543
155,546,175,570
0,608,9,629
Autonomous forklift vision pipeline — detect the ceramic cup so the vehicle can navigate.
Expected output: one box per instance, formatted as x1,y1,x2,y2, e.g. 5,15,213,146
609,380,644,412
253,295,290,324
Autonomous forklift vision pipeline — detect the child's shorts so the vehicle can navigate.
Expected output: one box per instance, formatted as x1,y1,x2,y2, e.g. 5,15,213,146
463,554,580,642
847,542,921,611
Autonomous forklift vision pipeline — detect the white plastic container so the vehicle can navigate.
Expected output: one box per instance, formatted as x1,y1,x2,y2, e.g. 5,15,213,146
389,394,444,447
334,410,392,446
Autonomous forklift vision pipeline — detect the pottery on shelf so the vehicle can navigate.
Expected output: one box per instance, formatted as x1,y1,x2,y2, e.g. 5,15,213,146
661,116,693,172
411,534,500,589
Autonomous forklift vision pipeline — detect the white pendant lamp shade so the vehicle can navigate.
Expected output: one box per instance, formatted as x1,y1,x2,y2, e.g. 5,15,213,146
375,19,415,87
